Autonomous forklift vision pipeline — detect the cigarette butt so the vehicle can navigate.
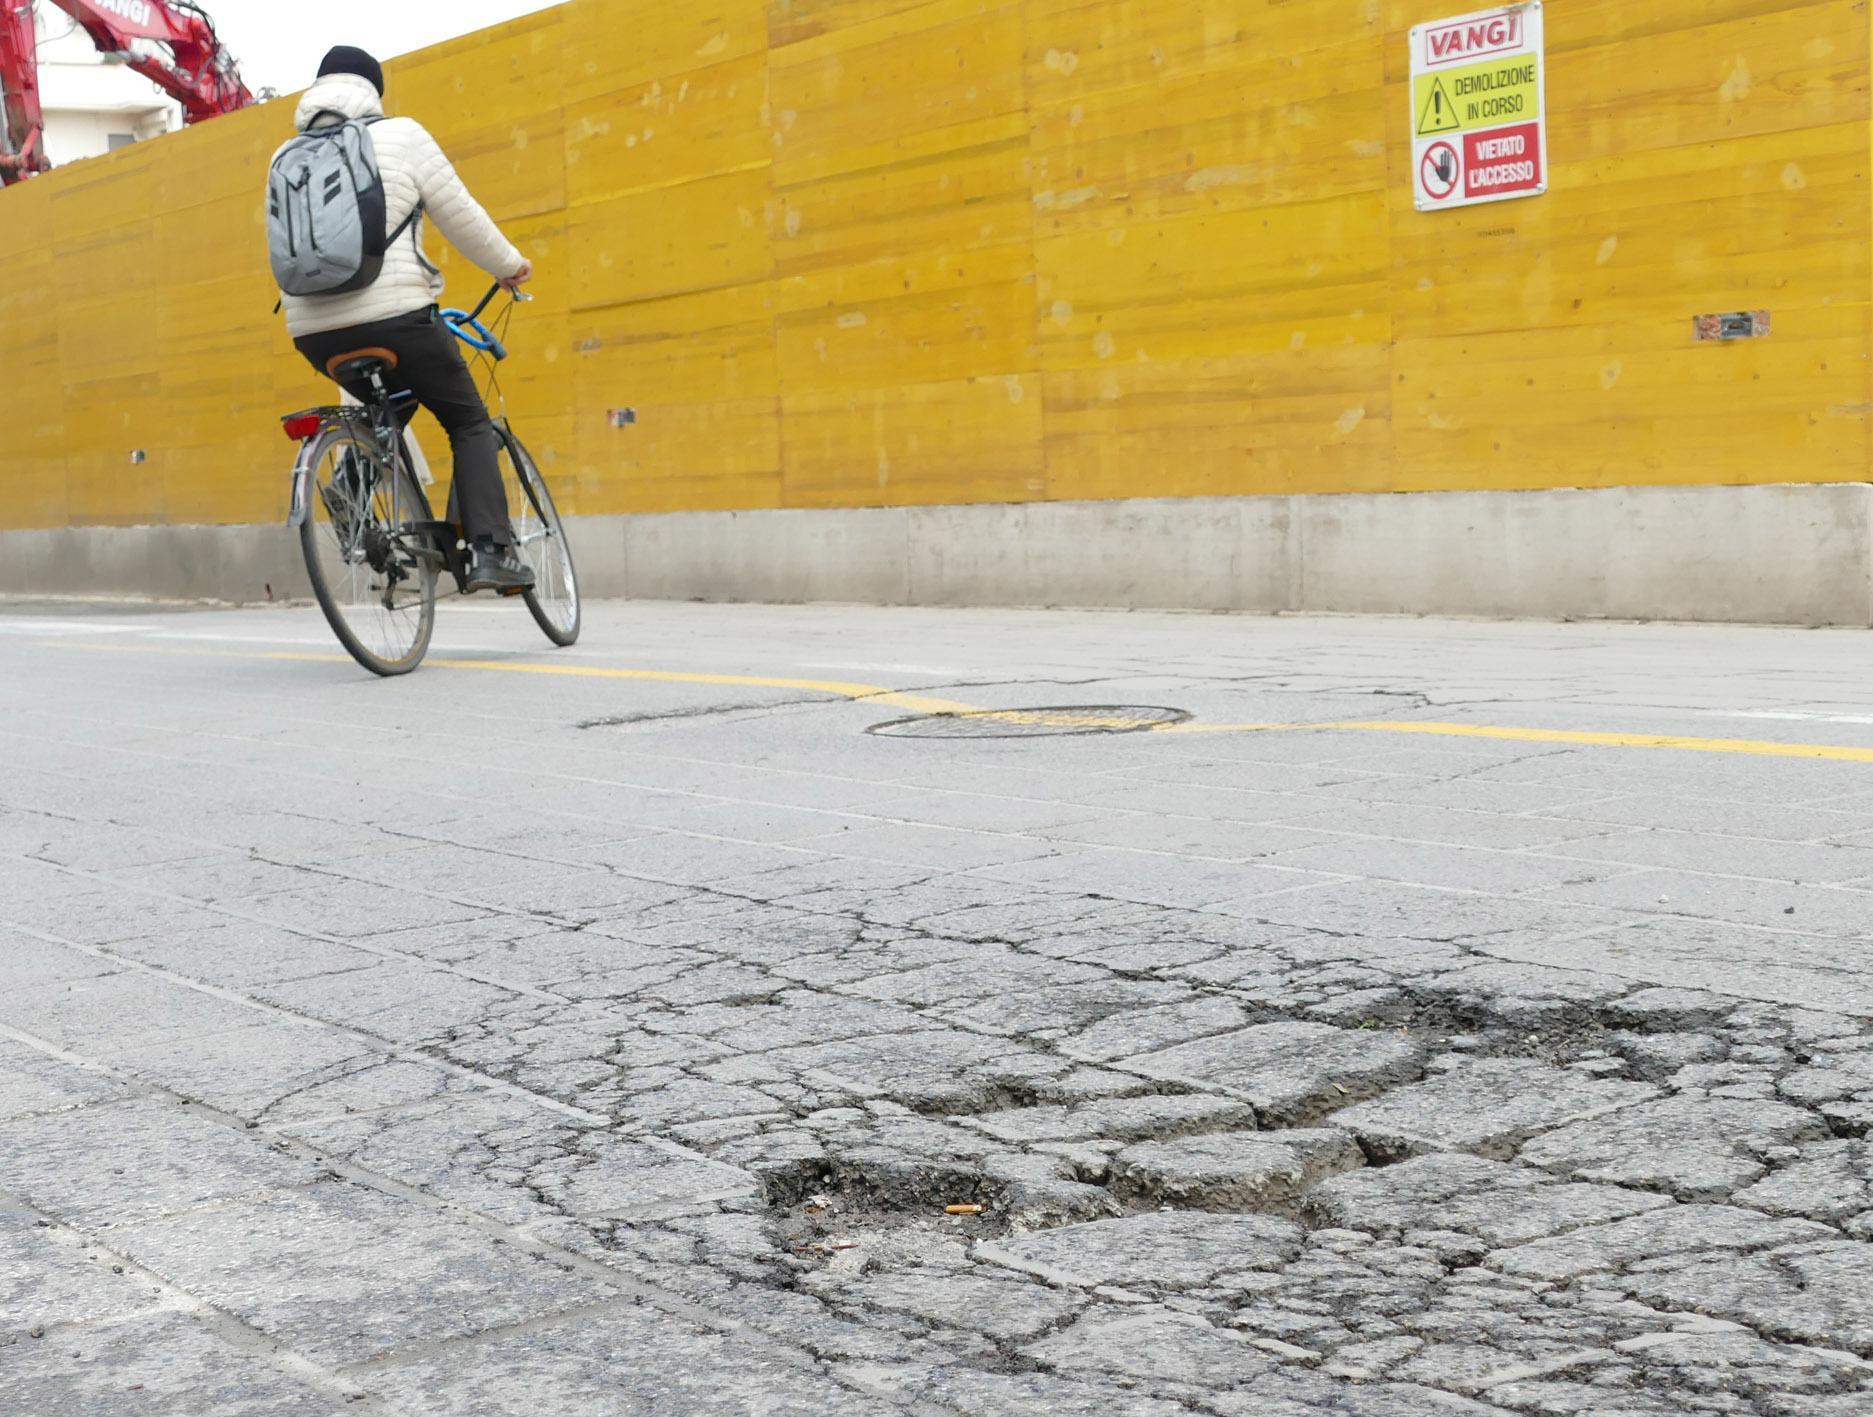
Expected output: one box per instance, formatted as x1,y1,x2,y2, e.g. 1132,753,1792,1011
945,1204,986,1216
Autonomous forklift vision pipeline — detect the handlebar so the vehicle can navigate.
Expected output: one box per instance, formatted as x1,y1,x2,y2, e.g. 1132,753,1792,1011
441,282,532,361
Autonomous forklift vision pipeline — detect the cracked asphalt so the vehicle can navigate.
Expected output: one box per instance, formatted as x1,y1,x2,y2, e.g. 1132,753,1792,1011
3,599,1873,1415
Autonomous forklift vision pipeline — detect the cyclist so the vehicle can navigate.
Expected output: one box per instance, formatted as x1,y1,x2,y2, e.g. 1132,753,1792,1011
275,46,535,594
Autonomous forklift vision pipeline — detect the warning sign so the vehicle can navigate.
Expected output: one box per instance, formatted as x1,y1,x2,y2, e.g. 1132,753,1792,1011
1411,3,1546,211
1420,142,1460,200
1416,78,1461,135
1464,122,1541,200
1413,57,1538,135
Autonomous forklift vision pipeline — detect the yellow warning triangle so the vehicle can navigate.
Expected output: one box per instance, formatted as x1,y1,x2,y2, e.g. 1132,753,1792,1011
1417,77,1461,136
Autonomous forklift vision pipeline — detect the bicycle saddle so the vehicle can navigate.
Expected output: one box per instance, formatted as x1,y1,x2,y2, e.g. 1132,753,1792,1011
325,347,400,385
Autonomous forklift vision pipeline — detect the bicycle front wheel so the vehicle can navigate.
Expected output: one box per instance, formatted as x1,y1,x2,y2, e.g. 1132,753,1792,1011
497,425,581,647
299,426,437,677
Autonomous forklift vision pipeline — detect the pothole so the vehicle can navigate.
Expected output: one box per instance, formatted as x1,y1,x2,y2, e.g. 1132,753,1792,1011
1101,1128,1370,1220
867,705,1192,739
762,1158,1024,1254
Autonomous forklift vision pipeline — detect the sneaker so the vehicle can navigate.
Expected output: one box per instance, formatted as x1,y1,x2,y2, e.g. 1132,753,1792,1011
464,538,535,595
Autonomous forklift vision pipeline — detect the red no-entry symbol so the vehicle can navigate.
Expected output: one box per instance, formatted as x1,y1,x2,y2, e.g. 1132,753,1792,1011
1420,142,1460,202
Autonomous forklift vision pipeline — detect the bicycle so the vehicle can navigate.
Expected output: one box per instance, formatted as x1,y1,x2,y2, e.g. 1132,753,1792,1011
279,284,581,676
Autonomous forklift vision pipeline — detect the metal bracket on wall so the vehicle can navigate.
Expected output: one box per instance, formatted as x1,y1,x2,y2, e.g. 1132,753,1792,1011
1693,311,1770,342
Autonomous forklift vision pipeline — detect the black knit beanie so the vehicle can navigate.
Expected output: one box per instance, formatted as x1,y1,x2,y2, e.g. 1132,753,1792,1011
317,46,385,97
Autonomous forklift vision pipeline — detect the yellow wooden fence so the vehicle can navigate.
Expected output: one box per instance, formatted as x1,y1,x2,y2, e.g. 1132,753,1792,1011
1,0,1866,531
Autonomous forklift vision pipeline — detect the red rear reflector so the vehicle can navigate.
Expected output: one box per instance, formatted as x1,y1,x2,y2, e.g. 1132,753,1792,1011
282,414,323,441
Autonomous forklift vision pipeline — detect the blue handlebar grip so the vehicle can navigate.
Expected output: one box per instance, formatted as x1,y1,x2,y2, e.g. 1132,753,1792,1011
439,309,505,359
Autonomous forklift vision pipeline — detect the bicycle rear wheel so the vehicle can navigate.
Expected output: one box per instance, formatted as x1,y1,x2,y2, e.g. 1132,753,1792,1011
299,425,437,677
496,425,581,646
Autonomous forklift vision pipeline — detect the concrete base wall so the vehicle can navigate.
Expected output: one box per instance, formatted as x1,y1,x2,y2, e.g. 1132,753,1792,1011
4,484,1870,627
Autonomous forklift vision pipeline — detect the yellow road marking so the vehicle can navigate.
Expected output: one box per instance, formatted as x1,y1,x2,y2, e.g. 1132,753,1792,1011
1317,719,1873,765
1151,722,1292,736
23,640,981,717
27,638,1873,765
1164,718,1873,763
423,657,981,717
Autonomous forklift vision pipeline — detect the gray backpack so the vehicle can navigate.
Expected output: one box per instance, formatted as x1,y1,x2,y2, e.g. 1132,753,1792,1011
266,113,419,297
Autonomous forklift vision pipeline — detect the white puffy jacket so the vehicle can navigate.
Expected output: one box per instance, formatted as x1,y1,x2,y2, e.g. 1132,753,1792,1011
276,74,524,338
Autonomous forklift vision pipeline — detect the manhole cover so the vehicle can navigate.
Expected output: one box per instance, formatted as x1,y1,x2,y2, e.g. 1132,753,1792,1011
868,705,1191,739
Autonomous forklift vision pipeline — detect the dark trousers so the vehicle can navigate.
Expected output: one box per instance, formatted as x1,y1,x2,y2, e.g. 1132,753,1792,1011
295,307,511,546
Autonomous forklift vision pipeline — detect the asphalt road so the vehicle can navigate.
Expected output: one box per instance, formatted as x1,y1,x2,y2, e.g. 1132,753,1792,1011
3,598,1872,1415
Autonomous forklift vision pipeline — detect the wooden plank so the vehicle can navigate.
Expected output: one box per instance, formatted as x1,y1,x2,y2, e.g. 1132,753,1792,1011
774,0,1016,65
1043,345,1391,499
565,53,770,207
162,432,284,526
0,204,69,530
1540,10,1870,159
768,0,944,48
152,106,275,214
45,139,157,239
770,2,1026,186
571,284,780,405
394,13,570,222
780,373,1044,506
0,454,69,533
775,240,1035,393
569,167,774,309
1034,191,1392,370
1029,85,1388,237
59,369,167,526
569,397,783,513
775,115,1030,273
560,0,770,104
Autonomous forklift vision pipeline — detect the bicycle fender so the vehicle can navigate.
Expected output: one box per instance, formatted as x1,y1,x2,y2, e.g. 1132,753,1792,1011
283,409,352,530
286,443,317,530
288,471,311,530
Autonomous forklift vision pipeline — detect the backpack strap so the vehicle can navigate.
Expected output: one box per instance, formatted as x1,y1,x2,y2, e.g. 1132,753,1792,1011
391,201,441,277
351,115,436,276
388,202,422,243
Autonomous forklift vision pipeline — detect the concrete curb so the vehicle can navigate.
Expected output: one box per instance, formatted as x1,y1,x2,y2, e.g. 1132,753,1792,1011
2,484,1868,626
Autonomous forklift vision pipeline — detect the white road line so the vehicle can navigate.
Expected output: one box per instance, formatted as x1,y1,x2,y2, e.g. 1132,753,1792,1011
0,621,142,636
1702,710,1873,727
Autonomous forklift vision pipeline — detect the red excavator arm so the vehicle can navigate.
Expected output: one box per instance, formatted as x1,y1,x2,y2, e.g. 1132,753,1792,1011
0,1,45,180
2,0,253,185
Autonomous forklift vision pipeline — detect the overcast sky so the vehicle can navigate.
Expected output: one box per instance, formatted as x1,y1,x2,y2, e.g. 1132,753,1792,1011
188,1,566,96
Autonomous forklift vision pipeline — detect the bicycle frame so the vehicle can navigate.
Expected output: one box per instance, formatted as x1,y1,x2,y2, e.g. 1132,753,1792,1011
284,399,452,602
281,282,577,668
283,284,536,594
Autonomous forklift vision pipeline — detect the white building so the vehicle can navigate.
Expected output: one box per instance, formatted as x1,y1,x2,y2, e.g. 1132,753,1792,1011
34,5,181,166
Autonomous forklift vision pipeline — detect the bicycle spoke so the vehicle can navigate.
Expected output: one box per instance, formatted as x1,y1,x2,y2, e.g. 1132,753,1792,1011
493,429,579,646
301,429,435,674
